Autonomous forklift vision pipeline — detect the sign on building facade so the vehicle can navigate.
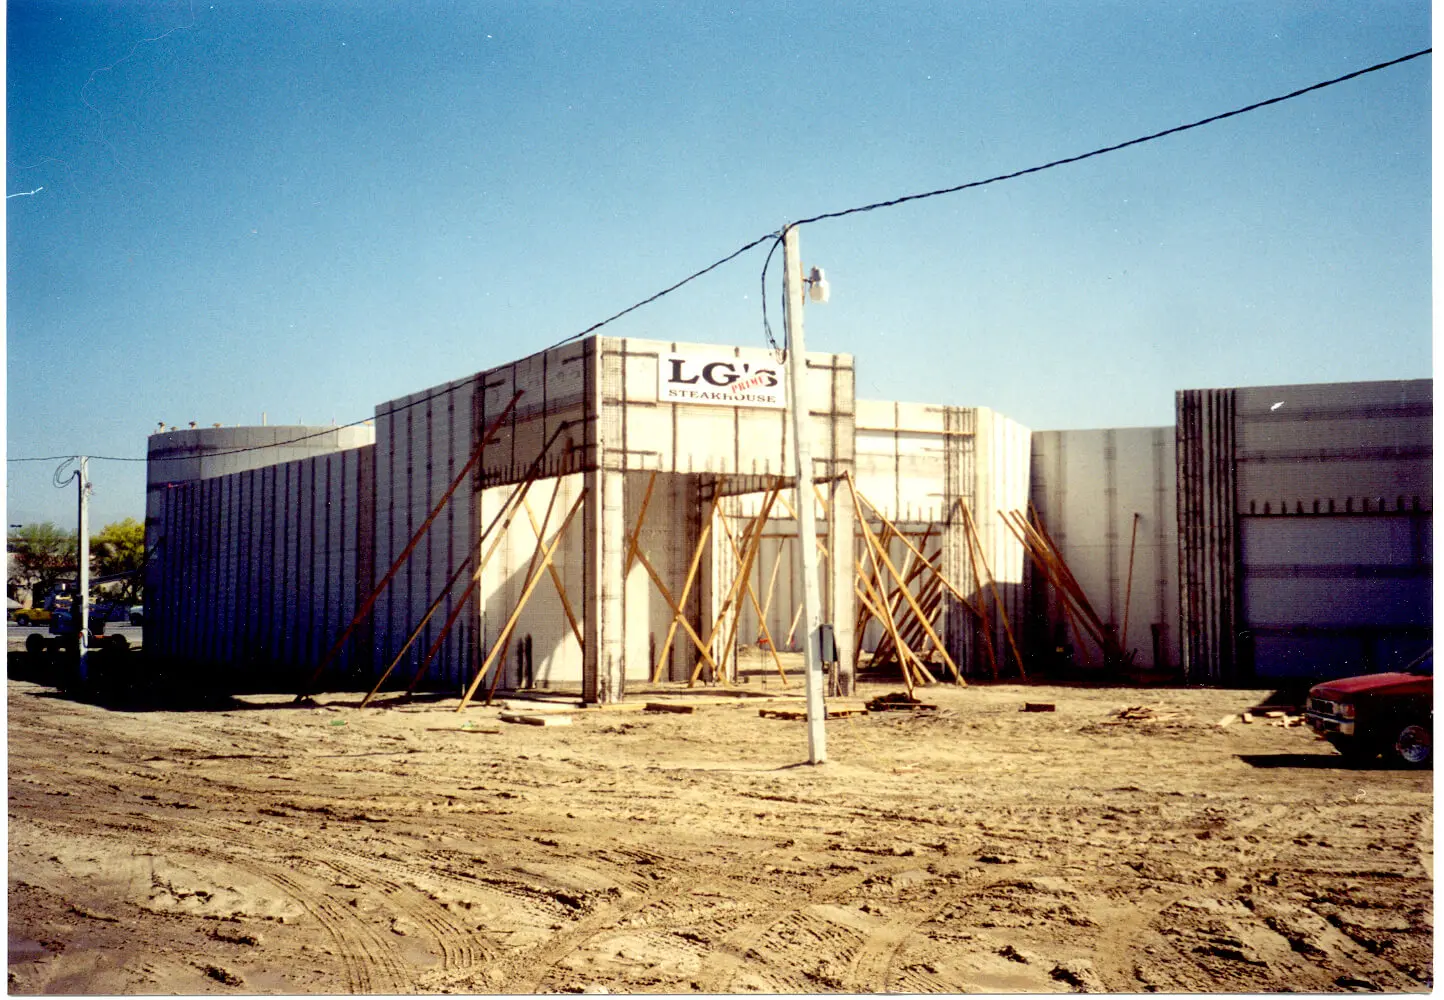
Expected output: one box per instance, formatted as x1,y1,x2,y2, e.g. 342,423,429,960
658,350,786,409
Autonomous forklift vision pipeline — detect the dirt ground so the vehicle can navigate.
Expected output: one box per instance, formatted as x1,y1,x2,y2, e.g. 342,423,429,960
7,651,1433,994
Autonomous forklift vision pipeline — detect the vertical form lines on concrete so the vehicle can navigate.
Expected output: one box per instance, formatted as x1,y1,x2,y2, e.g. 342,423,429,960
1152,428,1169,670
583,337,628,704
1176,389,1239,683
302,393,520,694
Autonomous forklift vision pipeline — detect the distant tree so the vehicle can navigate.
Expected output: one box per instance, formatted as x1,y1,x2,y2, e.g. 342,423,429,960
7,522,77,606
91,518,146,604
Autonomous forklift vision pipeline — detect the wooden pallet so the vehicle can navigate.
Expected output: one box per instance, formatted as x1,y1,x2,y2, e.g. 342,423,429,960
758,707,869,721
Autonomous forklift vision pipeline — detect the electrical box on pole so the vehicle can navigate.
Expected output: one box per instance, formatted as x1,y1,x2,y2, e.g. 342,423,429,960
783,224,828,764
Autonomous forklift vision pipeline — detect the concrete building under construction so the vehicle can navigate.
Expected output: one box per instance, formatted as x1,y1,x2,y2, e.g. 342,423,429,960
144,337,1431,700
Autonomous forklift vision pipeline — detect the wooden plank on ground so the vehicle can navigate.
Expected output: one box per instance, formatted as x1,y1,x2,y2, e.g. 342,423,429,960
759,706,870,721
499,713,573,727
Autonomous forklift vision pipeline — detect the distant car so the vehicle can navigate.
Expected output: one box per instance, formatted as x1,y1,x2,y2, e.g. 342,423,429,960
12,607,51,626
1303,650,1432,767
129,606,143,626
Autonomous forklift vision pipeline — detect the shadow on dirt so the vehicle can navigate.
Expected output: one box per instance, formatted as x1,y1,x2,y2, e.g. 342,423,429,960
8,650,465,714
1236,753,1426,772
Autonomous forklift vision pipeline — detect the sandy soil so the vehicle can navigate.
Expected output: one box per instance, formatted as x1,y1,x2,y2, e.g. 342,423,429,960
7,653,1433,994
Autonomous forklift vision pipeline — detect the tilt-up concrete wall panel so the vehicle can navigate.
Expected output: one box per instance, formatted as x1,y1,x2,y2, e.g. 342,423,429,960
1178,378,1432,682
372,374,482,692
150,444,376,681
1029,427,1178,671
1230,380,1432,679
846,400,1029,677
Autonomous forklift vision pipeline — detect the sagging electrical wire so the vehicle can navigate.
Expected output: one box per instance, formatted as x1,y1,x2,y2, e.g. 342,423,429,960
759,233,785,361
790,47,1431,229
9,48,1428,466
545,232,778,351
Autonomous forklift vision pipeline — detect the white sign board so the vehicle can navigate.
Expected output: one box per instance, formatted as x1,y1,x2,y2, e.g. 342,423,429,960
658,351,786,409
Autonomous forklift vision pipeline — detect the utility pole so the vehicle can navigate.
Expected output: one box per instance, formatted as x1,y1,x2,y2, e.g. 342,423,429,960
782,224,827,764
76,457,91,683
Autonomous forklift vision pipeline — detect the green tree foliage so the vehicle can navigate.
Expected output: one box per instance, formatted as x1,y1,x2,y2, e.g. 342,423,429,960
90,518,146,604
7,522,77,605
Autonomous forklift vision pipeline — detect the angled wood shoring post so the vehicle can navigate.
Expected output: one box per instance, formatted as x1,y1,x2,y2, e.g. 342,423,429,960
359,475,533,706
849,485,982,620
873,524,935,664
860,533,941,666
651,475,728,682
896,572,945,656
855,558,930,687
786,603,805,648
455,487,587,712
302,390,522,695
759,537,785,626
635,542,725,683
483,479,569,706
1028,507,1106,630
624,470,660,575
1000,509,1106,653
697,482,779,675
707,480,783,684
1122,511,1141,651
854,580,915,696
960,503,1000,679
714,497,788,682
958,500,1026,679
525,494,585,651
396,476,543,699
852,515,934,687
846,473,962,684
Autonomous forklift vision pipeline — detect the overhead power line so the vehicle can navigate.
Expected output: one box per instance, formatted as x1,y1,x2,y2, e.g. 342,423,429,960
7,47,1428,466
791,47,1432,229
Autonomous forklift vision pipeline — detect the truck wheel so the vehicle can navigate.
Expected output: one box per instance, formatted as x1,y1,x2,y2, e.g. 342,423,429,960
25,633,47,655
107,634,129,652
1392,722,1431,768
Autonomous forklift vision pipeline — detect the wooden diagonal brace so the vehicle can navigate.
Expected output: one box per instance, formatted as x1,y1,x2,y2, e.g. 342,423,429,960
303,391,522,694
456,488,587,712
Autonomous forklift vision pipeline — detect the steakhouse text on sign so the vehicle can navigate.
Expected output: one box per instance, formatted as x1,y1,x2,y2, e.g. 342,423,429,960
658,353,786,409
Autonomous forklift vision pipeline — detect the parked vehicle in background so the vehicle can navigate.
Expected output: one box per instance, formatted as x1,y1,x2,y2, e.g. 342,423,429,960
1303,650,1432,767
12,606,52,626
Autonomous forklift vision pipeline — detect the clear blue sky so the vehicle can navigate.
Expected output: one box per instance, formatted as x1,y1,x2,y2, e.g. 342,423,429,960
6,1,1432,528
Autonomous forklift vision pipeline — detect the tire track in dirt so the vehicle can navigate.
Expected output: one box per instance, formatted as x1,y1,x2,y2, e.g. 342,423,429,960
689,856,923,993
316,852,492,975
491,848,743,993
259,866,409,994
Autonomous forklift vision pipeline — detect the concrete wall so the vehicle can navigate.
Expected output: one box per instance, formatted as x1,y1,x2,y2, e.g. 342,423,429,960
150,445,375,680
375,336,855,699
1178,378,1432,682
1232,380,1432,679
1030,427,1178,671
848,401,1031,678
370,375,484,692
144,424,376,633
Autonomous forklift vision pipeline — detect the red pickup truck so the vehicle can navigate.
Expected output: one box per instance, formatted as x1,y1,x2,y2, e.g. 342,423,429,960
1303,650,1432,767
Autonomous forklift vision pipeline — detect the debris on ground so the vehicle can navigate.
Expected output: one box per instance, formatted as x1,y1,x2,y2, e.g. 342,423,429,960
866,692,937,713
